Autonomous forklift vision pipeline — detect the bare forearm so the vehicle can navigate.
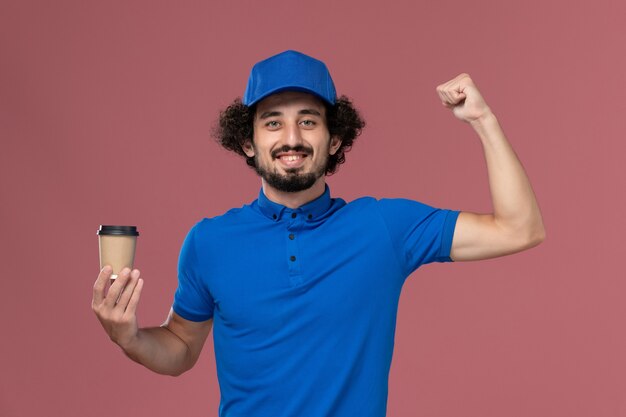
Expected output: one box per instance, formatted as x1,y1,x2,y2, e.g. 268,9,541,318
120,325,193,376
93,269,205,376
470,112,545,240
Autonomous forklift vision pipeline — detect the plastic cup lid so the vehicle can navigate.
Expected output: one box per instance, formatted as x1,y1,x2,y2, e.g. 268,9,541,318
97,225,139,236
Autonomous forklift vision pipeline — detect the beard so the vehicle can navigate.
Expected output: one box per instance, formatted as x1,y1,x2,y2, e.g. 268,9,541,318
252,144,328,193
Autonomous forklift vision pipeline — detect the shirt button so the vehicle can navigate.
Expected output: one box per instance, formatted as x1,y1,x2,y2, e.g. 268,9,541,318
291,213,297,219
290,255,296,261
307,214,313,220
272,214,277,219
289,234,295,240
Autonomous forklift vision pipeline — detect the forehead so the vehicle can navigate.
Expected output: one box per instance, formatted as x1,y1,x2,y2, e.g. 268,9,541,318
255,91,325,116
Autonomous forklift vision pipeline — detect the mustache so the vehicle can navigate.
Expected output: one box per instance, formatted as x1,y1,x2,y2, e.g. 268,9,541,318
271,145,313,159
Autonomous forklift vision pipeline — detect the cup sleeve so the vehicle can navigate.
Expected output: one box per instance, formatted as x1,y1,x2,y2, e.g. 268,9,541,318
172,222,215,322
376,198,460,276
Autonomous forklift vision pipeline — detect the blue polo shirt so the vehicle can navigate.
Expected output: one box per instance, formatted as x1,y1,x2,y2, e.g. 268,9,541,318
173,185,460,417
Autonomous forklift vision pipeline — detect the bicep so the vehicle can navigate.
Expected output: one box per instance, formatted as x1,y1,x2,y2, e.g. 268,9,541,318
163,308,213,366
450,211,534,262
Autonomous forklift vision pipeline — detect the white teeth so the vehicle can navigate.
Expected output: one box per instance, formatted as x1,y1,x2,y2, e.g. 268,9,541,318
281,155,302,161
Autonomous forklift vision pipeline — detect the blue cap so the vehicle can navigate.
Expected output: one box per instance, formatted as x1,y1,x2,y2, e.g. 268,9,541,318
243,50,337,107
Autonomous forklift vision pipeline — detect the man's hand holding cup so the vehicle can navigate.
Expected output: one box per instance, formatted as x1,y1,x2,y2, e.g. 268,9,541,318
92,266,144,350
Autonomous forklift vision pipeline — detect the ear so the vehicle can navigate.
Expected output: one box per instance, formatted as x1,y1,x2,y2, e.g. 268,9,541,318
241,139,255,157
329,135,342,156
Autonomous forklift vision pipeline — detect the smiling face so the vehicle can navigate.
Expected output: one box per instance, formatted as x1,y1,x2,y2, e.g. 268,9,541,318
241,91,342,193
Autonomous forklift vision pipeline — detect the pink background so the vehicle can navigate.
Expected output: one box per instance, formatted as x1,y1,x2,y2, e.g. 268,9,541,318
1,1,625,416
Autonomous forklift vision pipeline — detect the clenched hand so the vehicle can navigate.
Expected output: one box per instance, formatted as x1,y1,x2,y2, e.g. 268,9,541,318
436,73,492,124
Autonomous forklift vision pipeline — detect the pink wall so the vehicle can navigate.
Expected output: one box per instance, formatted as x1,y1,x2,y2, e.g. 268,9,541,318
1,1,625,416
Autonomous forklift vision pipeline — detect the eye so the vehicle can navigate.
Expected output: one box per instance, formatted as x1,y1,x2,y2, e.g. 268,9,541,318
300,120,316,127
265,120,280,129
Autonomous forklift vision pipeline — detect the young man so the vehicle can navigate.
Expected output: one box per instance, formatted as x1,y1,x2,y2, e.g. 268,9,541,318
92,50,545,416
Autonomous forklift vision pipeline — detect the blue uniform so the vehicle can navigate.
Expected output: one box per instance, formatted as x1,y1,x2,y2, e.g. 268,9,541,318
173,185,460,417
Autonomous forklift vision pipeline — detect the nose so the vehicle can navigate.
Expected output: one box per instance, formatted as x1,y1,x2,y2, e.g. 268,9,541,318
283,121,304,147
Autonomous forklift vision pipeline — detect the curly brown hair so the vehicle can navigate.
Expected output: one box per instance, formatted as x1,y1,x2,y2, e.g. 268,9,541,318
212,95,366,175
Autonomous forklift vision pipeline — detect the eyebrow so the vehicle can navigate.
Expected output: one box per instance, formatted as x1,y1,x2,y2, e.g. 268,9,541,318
258,108,322,120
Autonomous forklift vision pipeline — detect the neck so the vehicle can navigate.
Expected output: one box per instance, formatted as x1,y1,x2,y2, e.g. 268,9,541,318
261,177,327,209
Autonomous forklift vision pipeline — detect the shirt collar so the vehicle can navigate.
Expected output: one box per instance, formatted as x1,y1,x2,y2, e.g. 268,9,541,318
257,184,333,221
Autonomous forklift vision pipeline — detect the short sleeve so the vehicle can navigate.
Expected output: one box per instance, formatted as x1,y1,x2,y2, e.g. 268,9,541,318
172,222,215,322
377,198,460,276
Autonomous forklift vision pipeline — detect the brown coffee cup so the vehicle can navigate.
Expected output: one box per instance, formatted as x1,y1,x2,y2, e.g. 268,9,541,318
97,225,139,280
